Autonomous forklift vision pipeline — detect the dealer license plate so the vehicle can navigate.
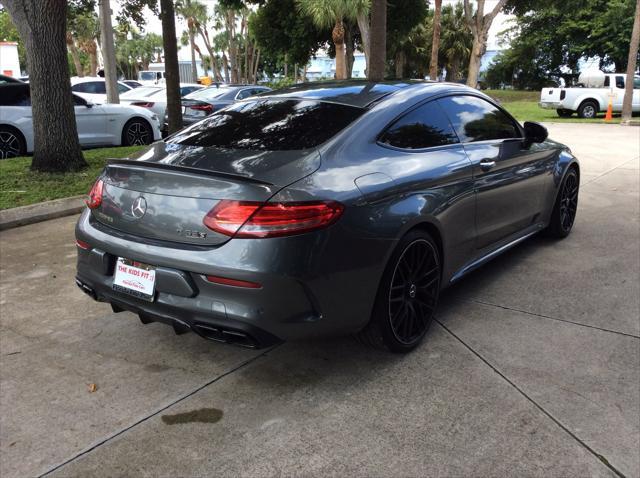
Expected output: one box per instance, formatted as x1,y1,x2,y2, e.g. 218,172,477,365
112,257,156,301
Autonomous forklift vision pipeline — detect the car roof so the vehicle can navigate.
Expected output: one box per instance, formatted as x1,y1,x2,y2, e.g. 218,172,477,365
261,80,429,108
70,76,128,86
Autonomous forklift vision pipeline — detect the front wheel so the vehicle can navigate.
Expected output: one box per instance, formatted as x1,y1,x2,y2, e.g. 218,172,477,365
357,230,441,353
122,119,153,146
544,168,579,238
0,126,26,159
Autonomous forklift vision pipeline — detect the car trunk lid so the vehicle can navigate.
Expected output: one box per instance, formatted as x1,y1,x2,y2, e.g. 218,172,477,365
93,142,320,246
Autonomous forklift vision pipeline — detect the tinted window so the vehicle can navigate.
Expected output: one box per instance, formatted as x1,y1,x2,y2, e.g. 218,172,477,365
236,88,254,100
185,86,230,101
379,101,458,149
117,83,130,93
615,76,625,89
438,95,520,143
635,77,640,89
0,85,30,106
72,94,87,106
180,85,202,96
604,76,610,87
168,99,364,151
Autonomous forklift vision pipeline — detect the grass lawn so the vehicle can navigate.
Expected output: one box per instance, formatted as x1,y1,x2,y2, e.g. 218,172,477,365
0,145,145,210
483,89,624,124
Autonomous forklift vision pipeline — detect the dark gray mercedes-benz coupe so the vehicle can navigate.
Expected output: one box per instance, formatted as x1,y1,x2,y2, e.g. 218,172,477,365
75,81,580,352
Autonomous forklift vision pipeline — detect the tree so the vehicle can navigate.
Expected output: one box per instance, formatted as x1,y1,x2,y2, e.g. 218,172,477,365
622,0,640,122
297,0,370,79
250,0,326,80
3,0,86,172
160,0,183,134
386,0,429,79
429,0,442,80
463,0,508,87
176,0,206,82
368,0,387,80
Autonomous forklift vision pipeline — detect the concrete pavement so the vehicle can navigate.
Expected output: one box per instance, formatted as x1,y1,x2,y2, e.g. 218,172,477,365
0,123,638,477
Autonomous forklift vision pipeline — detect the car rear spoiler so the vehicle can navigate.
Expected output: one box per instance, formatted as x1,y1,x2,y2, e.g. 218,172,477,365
106,158,274,186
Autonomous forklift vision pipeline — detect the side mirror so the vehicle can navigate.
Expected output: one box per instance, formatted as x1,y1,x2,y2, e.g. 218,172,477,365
523,121,548,145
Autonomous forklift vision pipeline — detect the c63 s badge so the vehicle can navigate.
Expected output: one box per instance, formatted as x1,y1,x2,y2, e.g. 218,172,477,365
177,228,208,239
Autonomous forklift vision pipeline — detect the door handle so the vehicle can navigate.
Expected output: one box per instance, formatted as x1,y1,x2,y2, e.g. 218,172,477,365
480,160,496,171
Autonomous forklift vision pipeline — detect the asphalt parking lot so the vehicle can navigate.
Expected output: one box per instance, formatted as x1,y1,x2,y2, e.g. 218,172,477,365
1,123,638,478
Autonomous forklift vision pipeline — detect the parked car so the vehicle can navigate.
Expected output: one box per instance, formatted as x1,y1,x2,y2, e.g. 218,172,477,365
70,77,133,104
178,84,271,127
540,71,640,118
120,84,204,135
75,81,580,352
0,83,161,158
0,74,23,85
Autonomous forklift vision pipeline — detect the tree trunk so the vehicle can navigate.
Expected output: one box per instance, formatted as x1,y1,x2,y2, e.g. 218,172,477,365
622,0,640,122
395,50,405,79
284,52,288,78
466,37,484,88
253,49,260,84
99,0,119,103
345,25,354,79
67,34,84,77
160,0,183,134
356,13,370,75
332,20,346,79
88,50,98,77
368,0,387,81
4,0,86,172
429,0,442,80
189,29,198,82
226,10,239,83
222,53,230,83
196,24,223,82
463,0,507,88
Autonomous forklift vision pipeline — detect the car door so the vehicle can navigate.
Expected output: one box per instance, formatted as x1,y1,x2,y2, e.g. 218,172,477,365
612,75,626,110
375,100,476,279
438,94,553,250
73,94,108,145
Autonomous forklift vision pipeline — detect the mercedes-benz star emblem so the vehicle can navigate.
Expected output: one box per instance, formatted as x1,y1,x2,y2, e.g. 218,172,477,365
131,196,147,219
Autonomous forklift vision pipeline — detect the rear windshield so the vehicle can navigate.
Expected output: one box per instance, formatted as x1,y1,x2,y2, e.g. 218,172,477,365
185,86,231,101
167,99,364,151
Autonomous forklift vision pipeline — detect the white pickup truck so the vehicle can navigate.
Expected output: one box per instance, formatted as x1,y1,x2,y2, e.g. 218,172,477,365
539,72,640,118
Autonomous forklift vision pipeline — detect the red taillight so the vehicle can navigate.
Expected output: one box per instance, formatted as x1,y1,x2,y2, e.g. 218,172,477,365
75,239,91,250
85,179,104,209
205,275,262,289
189,104,213,113
131,101,155,108
203,200,344,238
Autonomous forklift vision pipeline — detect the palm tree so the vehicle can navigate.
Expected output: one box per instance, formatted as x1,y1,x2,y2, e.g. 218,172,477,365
440,3,472,81
176,0,207,82
297,0,370,79
429,0,442,80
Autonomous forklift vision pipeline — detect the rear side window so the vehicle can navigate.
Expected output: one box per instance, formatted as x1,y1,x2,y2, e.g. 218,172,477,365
379,101,458,149
615,76,625,89
168,99,364,151
0,85,31,106
72,81,106,94
438,95,520,143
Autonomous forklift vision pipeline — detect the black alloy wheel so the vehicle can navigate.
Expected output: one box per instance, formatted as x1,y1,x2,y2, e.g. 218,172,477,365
0,128,26,159
123,119,152,146
388,238,440,345
358,230,441,353
545,168,579,238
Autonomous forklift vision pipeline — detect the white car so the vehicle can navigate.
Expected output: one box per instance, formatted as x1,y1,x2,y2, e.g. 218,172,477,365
70,76,134,104
119,84,204,132
0,83,161,158
540,72,640,118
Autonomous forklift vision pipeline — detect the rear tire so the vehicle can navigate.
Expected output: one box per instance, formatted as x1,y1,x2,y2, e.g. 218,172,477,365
556,109,573,118
356,230,441,353
544,168,579,238
0,126,26,159
577,100,598,119
122,118,153,146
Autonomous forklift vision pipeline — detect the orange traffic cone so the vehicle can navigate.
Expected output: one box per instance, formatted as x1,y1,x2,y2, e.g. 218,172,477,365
605,97,613,121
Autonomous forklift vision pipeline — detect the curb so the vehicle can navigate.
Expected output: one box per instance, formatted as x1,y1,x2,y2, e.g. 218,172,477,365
0,195,86,231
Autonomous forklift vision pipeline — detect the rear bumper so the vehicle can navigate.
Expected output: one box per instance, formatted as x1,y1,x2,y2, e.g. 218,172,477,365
539,101,563,109
75,209,389,346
